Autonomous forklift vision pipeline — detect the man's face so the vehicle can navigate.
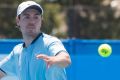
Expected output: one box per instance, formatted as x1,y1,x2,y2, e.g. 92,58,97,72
16,8,42,37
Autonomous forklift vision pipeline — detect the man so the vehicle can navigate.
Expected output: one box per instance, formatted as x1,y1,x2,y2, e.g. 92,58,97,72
0,1,71,80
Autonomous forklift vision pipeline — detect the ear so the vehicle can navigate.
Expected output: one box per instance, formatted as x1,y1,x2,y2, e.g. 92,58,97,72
16,17,20,28
41,16,44,26
40,15,43,20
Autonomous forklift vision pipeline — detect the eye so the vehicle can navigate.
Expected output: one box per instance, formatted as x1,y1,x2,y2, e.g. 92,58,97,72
22,14,30,19
24,16,30,19
34,15,40,19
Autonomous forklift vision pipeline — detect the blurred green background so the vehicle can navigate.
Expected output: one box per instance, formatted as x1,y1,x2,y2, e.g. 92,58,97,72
0,0,120,39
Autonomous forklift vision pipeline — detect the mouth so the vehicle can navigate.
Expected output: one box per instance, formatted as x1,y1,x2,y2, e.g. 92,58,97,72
26,25,35,29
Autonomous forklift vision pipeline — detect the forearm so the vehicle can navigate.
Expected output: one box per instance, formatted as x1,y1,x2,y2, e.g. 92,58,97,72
36,52,71,68
55,52,71,68
0,69,6,79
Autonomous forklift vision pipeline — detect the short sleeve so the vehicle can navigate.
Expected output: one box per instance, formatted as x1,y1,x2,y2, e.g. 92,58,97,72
47,37,67,56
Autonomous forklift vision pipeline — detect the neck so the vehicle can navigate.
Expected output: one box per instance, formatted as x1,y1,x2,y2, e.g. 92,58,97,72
22,33,40,47
23,37,34,47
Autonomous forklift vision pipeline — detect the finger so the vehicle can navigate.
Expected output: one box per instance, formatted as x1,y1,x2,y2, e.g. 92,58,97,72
46,61,52,69
36,54,49,59
47,63,50,69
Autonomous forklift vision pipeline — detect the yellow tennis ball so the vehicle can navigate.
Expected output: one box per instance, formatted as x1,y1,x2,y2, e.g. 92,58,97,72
98,44,112,57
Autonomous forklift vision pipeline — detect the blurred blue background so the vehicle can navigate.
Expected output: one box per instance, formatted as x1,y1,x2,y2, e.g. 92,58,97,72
0,39,120,80
0,0,120,80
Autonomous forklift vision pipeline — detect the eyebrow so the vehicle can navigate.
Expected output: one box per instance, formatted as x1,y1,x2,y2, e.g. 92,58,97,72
22,13,40,16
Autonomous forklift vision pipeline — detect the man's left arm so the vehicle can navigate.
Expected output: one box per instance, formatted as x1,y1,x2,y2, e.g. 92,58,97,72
36,52,71,68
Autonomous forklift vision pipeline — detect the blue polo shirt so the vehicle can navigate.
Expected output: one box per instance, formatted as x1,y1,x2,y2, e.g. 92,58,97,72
0,33,67,80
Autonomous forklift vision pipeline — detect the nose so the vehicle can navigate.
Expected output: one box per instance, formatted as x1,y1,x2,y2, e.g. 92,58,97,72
27,19,36,27
29,18,35,24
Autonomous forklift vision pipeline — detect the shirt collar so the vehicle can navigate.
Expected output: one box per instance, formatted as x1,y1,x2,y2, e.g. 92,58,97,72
23,33,43,47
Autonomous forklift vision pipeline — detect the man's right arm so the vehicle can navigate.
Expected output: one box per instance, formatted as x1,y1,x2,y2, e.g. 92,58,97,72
0,69,6,79
0,50,15,79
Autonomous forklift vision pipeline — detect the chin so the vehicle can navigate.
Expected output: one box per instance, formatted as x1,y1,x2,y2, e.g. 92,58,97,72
30,32,39,37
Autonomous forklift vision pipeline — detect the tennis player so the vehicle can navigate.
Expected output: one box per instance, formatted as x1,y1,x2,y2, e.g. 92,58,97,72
0,1,71,80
